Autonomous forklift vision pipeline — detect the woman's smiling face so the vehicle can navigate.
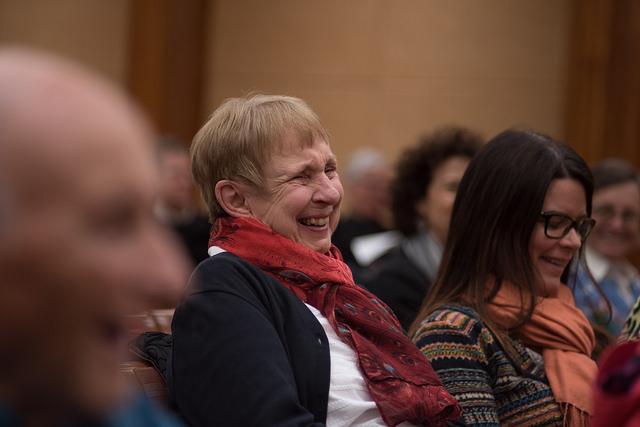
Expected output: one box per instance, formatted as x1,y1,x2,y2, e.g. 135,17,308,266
243,131,343,253
529,178,586,297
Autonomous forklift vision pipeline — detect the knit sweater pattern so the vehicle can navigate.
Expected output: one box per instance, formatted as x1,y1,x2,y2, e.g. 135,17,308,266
412,304,563,426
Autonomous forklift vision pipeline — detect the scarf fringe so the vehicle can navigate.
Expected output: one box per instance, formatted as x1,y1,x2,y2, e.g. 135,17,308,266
561,402,590,427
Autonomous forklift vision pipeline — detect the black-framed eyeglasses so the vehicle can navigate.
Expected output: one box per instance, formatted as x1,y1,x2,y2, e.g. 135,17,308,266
539,211,596,241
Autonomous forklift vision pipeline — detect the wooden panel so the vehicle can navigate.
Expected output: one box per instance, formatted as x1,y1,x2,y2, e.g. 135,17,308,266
565,0,640,167
127,0,208,143
566,0,640,267
0,0,129,83
606,1,640,164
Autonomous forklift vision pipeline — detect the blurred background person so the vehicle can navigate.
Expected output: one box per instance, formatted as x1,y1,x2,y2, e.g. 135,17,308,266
411,130,597,426
0,48,188,426
362,127,482,330
331,148,392,273
573,159,640,338
155,137,210,265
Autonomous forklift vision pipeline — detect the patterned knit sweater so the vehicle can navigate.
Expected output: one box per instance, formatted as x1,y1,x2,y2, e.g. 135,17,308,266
412,304,563,426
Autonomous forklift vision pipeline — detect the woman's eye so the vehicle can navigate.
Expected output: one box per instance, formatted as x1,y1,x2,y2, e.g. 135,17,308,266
548,218,568,229
325,167,337,176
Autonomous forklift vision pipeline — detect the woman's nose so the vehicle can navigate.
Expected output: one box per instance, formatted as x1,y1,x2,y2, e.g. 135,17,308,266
560,227,582,250
312,175,342,205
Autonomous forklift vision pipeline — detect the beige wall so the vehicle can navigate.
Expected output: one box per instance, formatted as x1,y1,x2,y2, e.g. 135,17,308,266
0,0,573,170
204,0,572,171
0,0,130,85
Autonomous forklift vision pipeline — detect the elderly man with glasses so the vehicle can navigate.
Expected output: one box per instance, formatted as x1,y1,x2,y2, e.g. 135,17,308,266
573,158,640,340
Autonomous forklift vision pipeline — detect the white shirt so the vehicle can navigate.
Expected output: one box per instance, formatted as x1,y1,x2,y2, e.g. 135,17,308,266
305,304,414,427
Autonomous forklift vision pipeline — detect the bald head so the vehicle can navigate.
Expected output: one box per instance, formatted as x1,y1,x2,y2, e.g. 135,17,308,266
0,48,153,216
0,48,188,421
0,47,148,129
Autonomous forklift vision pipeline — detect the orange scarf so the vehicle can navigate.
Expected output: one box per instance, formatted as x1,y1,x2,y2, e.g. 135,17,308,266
486,283,597,426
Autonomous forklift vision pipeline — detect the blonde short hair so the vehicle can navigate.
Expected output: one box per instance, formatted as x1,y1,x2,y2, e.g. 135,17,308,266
191,94,330,221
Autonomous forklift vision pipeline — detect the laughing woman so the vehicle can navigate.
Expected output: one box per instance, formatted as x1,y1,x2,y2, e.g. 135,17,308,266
168,95,460,426
410,130,598,426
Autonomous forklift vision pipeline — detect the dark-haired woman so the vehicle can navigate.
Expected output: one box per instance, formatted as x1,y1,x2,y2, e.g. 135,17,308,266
362,127,482,330
410,130,598,426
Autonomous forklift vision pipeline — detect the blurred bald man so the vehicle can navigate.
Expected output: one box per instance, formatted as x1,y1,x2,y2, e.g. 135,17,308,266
0,48,187,426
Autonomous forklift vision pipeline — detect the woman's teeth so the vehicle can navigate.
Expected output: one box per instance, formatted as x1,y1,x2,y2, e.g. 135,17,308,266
542,256,565,267
299,217,328,227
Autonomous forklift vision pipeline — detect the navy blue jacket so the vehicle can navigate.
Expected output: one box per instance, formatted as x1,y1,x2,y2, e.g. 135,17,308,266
362,246,430,331
168,253,330,427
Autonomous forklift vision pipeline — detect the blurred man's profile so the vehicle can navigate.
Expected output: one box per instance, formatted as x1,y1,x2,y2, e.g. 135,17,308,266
0,48,188,426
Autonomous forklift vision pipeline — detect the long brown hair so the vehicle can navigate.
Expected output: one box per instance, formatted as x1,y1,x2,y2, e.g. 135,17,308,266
408,130,594,337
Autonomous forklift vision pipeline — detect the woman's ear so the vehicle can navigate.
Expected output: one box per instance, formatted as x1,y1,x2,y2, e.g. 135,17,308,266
215,179,254,218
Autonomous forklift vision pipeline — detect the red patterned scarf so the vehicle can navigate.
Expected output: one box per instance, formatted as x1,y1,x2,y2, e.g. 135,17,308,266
209,217,461,426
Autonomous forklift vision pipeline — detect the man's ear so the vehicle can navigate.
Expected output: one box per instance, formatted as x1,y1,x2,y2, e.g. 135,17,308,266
214,179,254,218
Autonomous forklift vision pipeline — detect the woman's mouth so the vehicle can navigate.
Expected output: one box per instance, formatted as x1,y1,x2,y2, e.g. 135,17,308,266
541,256,564,266
298,217,329,228
540,256,571,273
